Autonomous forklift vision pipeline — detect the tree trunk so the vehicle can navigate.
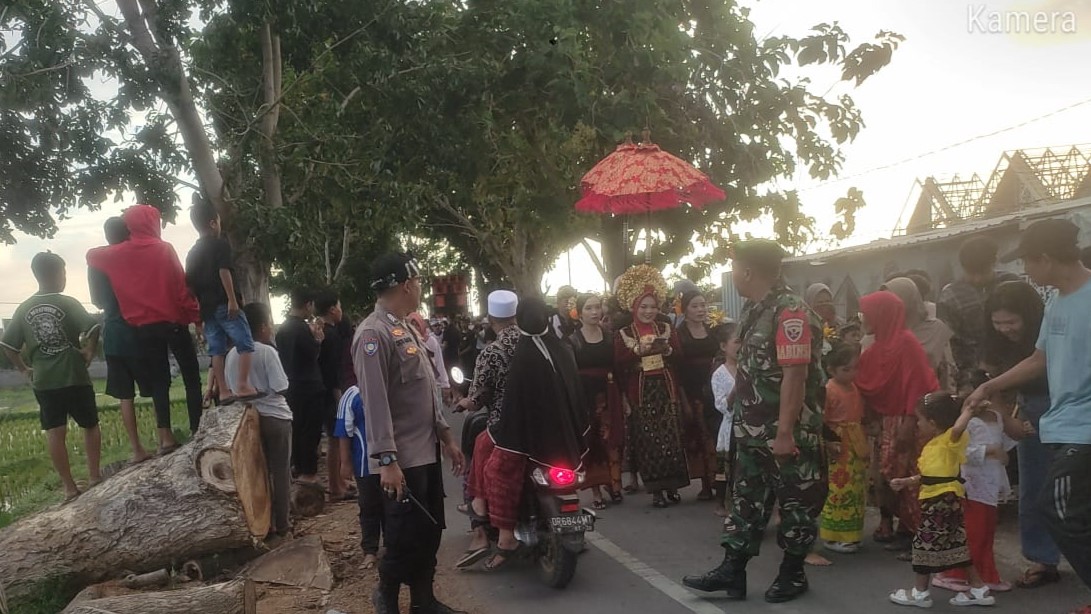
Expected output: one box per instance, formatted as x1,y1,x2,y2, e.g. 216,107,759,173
232,240,271,306
61,580,254,614
257,21,284,212
0,405,269,608
599,217,630,285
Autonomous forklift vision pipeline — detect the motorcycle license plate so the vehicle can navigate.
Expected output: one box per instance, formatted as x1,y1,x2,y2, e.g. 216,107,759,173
550,514,594,534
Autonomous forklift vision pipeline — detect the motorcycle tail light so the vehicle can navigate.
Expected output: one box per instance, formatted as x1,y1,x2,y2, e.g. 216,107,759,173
548,467,577,487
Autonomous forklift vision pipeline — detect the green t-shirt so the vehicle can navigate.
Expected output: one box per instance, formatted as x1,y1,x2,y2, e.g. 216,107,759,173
0,293,99,391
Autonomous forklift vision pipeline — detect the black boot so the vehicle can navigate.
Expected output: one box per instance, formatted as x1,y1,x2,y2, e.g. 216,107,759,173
764,554,808,603
409,579,468,614
372,577,401,614
681,551,748,600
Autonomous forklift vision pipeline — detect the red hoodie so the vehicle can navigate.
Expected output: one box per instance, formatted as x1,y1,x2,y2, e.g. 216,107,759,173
86,205,200,326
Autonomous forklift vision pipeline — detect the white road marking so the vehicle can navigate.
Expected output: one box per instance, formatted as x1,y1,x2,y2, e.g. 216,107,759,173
586,531,725,614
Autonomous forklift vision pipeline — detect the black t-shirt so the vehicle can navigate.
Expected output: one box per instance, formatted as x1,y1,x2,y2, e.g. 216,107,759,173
275,315,324,388
185,236,242,319
318,322,344,396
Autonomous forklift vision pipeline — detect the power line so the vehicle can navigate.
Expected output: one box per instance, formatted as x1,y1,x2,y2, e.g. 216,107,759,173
796,95,1091,194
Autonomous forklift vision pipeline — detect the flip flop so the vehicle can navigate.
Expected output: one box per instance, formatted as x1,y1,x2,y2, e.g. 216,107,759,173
216,397,238,407
455,546,491,569
236,392,266,403
157,444,182,456
1015,566,1061,589
62,490,82,504
483,543,524,572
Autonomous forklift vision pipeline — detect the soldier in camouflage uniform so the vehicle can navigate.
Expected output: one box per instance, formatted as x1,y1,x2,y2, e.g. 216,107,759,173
683,240,827,604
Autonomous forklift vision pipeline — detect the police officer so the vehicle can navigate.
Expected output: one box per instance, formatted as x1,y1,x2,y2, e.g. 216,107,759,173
354,252,467,614
683,240,826,604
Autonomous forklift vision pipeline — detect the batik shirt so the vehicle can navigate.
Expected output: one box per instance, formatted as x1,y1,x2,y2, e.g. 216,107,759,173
468,325,521,427
733,282,825,446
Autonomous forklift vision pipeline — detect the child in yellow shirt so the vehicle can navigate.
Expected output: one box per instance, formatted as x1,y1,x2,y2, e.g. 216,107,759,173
889,393,996,608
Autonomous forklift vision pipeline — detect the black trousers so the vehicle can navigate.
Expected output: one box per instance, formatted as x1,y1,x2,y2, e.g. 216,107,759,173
137,323,204,433
356,474,384,554
168,324,203,433
1041,444,1091,588
287,383,325,476
380,462,446,586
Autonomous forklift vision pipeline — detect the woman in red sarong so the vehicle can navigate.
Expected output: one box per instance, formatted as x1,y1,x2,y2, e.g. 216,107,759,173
614,265,690,509
856,291,940,554
570,293,626,509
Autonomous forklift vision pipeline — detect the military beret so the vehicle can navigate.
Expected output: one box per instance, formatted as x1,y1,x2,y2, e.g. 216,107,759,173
731,239,787,270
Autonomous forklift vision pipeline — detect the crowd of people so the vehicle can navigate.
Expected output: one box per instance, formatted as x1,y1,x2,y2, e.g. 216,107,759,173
4,201,1091,614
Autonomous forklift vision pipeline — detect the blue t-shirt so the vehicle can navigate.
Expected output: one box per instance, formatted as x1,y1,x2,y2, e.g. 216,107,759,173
334,386,375,477
1036,279,1091,445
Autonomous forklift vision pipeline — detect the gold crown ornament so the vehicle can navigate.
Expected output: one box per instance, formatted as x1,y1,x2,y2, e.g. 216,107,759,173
616,264,669,312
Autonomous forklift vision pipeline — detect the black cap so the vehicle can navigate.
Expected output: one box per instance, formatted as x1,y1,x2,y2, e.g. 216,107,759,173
369,251,421,291
1001,219,1079,263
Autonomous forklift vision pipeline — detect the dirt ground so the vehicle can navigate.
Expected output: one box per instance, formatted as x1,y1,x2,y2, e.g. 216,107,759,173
255,497,482,614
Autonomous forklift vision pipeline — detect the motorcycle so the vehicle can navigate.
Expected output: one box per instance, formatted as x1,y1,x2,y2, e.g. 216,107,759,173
514,462,596,589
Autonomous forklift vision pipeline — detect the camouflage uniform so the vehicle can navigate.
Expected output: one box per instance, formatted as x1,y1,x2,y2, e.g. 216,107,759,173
720,280,828,559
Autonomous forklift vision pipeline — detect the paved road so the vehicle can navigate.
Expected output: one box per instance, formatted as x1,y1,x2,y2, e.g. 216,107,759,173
440,418,1090,614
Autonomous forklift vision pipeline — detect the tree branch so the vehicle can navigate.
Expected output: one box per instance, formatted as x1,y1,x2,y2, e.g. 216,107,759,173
334,224,351,281
580,238,608,283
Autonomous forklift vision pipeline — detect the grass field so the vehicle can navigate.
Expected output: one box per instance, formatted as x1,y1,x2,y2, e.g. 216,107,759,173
0,376,204,529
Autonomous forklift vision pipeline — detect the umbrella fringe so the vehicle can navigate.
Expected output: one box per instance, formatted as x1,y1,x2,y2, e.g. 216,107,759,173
575,180,725,214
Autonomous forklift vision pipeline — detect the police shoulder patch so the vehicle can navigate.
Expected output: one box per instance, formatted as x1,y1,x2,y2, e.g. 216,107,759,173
363,338,379,356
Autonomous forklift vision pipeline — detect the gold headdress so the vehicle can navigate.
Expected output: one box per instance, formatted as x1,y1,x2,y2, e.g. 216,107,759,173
616,264,669,312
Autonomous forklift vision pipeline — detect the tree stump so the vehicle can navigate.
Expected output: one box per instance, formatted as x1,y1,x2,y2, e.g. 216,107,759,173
0,404,269,608
59,580,254,614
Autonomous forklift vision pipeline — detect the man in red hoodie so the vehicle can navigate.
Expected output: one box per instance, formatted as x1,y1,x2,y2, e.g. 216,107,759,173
87,205,203,453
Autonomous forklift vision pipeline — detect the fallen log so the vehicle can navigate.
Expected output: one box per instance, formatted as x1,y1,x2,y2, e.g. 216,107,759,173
59,579,255,614
0,404,270,608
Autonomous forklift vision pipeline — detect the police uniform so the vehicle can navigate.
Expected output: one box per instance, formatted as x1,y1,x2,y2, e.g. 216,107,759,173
684,240,826,603
354,252,462,614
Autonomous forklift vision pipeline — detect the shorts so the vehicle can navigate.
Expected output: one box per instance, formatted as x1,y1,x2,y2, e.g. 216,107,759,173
204,304,255,357
323,392,338,437
34,385,99,431
105,355,149,400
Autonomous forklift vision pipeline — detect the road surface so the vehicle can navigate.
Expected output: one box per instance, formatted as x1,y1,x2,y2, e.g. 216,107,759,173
439,417,1090,613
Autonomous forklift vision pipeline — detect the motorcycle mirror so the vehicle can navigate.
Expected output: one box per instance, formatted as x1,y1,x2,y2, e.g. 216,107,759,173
450,366,465,385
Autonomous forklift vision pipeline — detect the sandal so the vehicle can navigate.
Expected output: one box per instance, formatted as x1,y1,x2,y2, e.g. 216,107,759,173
1015,566,1061,589
949,588,995,607
456,546,491,569
623,484,640,494
610,490,624,504
890,588,934,608
592,500,607,511
696,490,715,502
666,490,682,504
873,526,896,543
215,396,237,407
652,493,669,508
483,543,524,572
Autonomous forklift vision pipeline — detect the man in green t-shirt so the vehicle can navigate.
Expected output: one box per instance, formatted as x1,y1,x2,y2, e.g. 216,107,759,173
1,252,103,502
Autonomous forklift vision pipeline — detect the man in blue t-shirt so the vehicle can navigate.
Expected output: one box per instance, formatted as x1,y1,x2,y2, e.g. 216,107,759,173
334,385,383,569
968,218,1091,595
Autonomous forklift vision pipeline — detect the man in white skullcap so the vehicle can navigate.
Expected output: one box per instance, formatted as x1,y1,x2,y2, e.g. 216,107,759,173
453,290,521,567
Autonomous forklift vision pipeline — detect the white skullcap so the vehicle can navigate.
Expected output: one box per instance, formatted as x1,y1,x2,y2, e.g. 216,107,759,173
487,290,518,319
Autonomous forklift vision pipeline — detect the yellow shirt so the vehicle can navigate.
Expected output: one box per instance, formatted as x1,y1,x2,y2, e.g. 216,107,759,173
917,428,968,500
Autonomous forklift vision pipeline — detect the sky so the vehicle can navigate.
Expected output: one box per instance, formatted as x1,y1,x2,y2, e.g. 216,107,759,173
4,0,1091,320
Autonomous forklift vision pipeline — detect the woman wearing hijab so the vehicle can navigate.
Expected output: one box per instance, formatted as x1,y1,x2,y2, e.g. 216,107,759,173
676,290,719,501
614,265,690,508
805,283,844,330
881,277,956,391
570,293,625,509
856,291,940,554
481,297,590,571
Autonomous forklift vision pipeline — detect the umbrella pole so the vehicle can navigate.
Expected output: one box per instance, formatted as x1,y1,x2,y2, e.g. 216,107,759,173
645,208,652,264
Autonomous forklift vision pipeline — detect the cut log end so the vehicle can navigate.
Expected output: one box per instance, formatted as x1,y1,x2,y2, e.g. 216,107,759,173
231,406,271,538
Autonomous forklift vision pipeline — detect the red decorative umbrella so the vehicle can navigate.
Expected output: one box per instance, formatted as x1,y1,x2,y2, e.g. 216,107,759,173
575,131,725,214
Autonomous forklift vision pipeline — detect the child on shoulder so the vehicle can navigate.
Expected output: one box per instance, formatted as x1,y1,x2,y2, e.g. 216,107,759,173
889,392,997,608
186,200,259,406
225,303,292,538
818,343,869,556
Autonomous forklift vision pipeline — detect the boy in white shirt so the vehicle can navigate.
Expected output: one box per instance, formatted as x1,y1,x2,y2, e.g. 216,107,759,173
227,302,293,537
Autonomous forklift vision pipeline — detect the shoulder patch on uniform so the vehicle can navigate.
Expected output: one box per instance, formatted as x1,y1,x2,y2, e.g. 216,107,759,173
363,338,379,356
781,316,805,343
385,312,399,325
